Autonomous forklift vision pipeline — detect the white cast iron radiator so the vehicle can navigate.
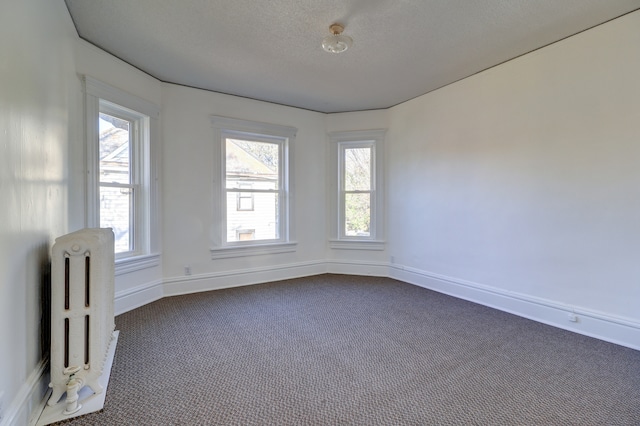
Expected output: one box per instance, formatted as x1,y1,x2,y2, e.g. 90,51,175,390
46,228,118,417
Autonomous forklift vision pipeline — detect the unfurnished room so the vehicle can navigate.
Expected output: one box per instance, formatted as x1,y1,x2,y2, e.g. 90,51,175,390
1,1,639,425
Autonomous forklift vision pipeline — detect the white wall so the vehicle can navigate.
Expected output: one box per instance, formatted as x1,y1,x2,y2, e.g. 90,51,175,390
0,1,80,424
386,11,640,345
0,3,165,423
161,84,328,295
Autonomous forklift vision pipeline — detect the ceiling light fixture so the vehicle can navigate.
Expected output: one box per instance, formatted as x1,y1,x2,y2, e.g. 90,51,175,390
322,23,353,54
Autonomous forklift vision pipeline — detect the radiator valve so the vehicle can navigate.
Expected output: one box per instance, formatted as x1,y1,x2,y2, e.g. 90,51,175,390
63,366,83,415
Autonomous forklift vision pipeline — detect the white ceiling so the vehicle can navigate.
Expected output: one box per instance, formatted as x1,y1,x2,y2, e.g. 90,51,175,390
64,0,640,113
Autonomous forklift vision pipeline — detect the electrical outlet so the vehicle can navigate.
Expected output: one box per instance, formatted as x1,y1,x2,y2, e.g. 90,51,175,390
184,265,192,276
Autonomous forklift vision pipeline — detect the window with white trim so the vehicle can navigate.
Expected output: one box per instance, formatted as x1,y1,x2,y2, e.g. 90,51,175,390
342,142,373,237
329,130,385,250
98,102,145,255
83,76,160,268
211,116,296,258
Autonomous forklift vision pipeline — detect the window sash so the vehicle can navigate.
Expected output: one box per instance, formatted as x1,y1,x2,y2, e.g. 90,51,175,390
339,141,375,239
97,100,146,259
343,146,372,192
99,183,136,254
222,135,286,246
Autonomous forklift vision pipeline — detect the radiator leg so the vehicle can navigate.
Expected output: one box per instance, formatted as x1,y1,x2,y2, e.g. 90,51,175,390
47,384,65,407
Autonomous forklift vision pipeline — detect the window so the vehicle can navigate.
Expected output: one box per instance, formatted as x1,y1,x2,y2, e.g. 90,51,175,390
83,76,160,270
211,116,297,258
98,104,142,254
342,144,373,237
225,138,280,242
329,130,385,250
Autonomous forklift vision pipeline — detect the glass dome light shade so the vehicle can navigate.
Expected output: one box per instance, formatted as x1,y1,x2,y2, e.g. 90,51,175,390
322,34,353,53
322,24,353,53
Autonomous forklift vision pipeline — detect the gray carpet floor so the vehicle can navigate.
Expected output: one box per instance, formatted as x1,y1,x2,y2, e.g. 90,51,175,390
55,274,639,425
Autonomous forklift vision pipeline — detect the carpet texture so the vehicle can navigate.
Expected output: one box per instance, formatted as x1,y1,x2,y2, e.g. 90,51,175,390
55,274,639,425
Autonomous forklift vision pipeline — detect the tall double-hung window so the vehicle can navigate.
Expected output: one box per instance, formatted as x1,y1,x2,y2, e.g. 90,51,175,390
211,116,296,258
341,142,374,237
329,130,385,250
83,76,160,271
97,102,144,254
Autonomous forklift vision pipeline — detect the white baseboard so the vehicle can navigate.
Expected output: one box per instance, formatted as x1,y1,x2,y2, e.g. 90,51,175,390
326,259,389,277
1,359,48,426
112,259,639,351
163,260,327,297
390,264,640,351
114,280,163,316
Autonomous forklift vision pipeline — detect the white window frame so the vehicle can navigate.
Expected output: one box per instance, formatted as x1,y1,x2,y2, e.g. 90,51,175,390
329,129,386,251
210,116,297,259
98,101,143,256
83,76,160,273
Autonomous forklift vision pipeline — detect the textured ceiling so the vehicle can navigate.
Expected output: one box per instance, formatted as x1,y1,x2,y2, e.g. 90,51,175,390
64,0,640,113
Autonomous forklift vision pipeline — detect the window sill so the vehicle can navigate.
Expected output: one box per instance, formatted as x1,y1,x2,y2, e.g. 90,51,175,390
329,239,386,251
115,253,161,276
210,242,297,259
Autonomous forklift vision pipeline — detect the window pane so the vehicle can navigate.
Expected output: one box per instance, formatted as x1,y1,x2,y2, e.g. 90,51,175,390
226,139,278,190
226,191,279,242
100,186,133,253
345,192,370,237
345,147,371,191
99,113,130,184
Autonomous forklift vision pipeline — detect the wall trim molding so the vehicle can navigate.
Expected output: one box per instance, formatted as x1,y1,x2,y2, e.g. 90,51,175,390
210,242,297,259
112,260,639,351
114,279,163,316
325,259,389,276
115,253,161,276
328,240,386,251
389,264,640,351
163,260,327,297
82,75,160,118
2,358,48,426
